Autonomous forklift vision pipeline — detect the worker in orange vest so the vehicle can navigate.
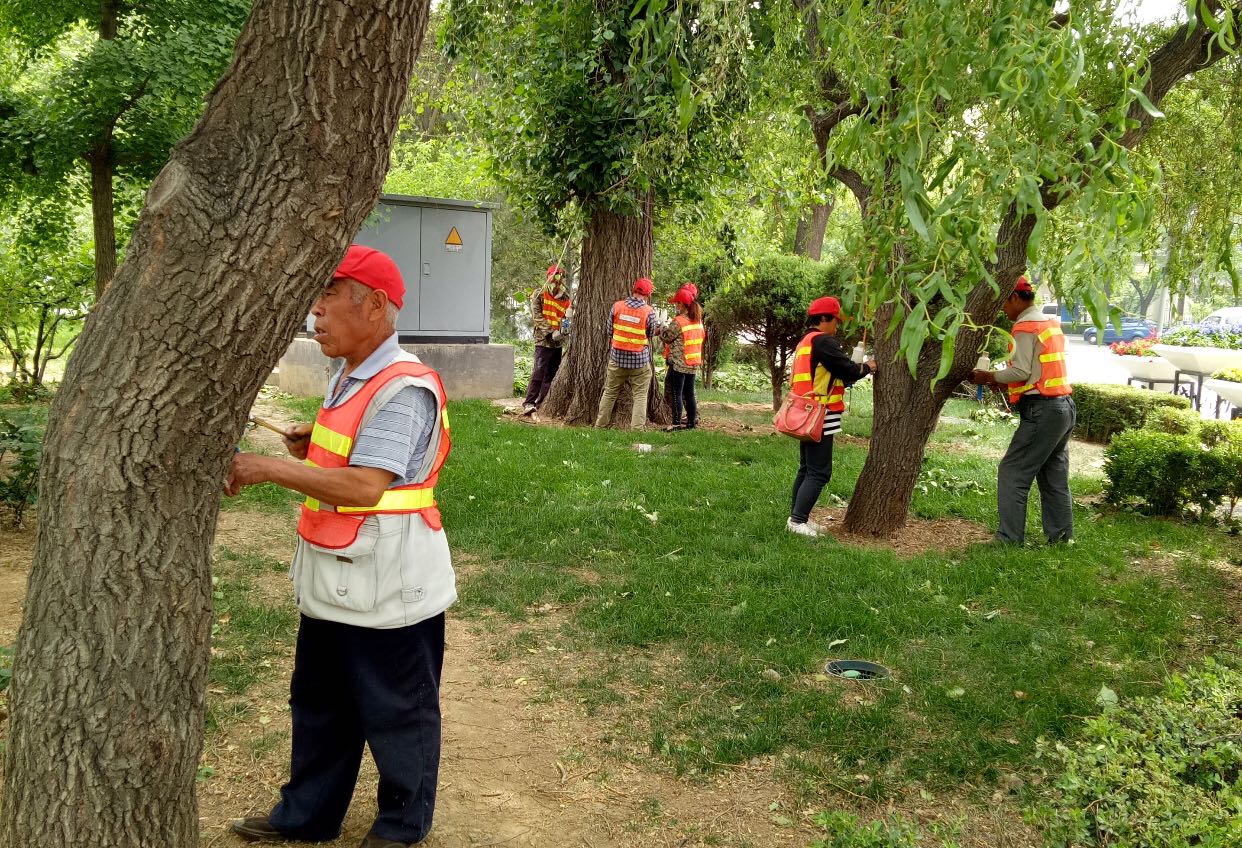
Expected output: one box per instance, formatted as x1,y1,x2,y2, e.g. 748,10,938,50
971,275,1076,545
226,245,454,847
522,263,571,416
659,282,705,430
787,296,876,538
595,277,657,429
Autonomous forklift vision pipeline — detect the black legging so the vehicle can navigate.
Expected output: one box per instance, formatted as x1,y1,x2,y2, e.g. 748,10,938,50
790,435,834,523
666,369,698,427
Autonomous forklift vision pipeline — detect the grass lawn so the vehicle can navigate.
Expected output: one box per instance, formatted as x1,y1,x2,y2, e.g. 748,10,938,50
271,391,1241,804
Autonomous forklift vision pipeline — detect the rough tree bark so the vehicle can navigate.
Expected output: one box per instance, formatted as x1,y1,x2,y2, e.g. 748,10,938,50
88,0,122,298
542,195,670,426
838,9,1238,537
792,200,831,260
0,2,429,847
87,138,118,300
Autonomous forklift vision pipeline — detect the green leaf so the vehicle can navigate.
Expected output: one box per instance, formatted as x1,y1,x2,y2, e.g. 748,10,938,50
904,193,930,242
1128,87,1164,119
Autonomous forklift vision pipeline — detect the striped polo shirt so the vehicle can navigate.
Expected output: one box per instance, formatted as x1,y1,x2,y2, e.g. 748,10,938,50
324,334,437,485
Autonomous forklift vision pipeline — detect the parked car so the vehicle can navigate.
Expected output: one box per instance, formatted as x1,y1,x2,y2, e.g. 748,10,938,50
1082,317,1156,344
1199,307,1242,331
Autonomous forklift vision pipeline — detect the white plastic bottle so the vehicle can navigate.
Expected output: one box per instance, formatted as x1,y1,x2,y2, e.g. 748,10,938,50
852,342,866,364
975,353,991,371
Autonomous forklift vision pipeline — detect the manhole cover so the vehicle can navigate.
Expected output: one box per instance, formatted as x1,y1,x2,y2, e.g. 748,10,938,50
825,659,890,681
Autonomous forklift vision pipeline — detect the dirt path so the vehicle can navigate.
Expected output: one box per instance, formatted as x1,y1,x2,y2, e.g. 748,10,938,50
2,510,1037,847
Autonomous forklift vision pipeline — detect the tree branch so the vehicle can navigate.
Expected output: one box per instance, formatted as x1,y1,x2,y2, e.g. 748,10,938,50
828,166,870,210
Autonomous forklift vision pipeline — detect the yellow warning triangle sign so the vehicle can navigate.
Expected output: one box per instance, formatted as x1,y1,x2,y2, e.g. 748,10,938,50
445,227,463,246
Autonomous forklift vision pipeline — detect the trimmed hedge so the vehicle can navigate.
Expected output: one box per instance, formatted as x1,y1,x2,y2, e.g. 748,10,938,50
1073,383,1190,443
1105,424,1242,518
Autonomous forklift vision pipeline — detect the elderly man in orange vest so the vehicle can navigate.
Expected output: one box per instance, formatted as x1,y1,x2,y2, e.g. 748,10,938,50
225,245,454,848
971,275,1076,545
595,276,657,429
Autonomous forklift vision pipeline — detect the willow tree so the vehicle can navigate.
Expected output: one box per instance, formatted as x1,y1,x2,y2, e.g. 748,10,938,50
0,1,430,846
789,0,1240,536
443,0,749,424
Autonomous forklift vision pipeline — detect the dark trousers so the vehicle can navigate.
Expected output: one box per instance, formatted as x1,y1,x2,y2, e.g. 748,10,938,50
523,345,563,408
997,395,1076,544
665,369,698,427
269,613,446,844
790,435,834,523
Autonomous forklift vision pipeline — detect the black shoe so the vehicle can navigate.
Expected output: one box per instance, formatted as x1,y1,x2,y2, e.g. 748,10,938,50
360,833,412,848
230,817,291,843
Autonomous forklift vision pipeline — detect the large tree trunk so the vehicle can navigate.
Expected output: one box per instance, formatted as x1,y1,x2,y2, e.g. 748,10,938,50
88,0,121,298
0,2,428,847
87,140,118,299
792,200,832,260
542,196,669,426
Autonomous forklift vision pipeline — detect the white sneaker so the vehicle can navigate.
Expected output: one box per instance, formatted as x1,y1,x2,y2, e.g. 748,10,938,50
806,518,829,534
786,518,819,537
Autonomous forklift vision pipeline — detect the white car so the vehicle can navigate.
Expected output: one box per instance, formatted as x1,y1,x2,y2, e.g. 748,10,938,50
1201,307,1242,329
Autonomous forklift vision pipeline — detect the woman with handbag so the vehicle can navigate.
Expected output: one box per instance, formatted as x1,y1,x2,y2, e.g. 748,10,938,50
786,296,876,537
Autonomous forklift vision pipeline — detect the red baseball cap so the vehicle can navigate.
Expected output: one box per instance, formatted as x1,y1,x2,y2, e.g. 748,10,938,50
333,245,405,310
669,283,698,305
547,264,563,281
1013,275,1033,295
807,296,842,319
633,277,654,296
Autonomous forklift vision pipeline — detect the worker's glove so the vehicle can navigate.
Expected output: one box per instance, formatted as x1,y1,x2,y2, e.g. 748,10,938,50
551,330,563,342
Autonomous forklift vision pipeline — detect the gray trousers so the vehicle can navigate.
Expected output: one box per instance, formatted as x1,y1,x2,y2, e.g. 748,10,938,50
997,395,1076,544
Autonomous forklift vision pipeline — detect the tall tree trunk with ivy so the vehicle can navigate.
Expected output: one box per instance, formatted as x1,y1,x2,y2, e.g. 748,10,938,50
0,2,429,846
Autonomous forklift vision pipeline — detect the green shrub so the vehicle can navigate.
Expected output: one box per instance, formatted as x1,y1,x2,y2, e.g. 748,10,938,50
1105,428,1241,519
1143,406,1201,437
1030,659,1242,848
1200,419,1242,450
0,407,46,528
1212,368,1242,382
1073,384,1190,443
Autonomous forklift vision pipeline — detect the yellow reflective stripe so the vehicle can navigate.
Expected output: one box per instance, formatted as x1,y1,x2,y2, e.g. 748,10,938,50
310,423,352,458
1039,352,1065,363
1038,327,1063,342
613,326,648,339
791,374,812,384
1044,377,1069,388
304,497,320,511
1011,383,1037,395
796,345,812,356
337,487,436,514
441,407,450,431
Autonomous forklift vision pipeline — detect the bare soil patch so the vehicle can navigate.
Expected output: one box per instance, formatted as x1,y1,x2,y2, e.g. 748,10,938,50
810,506,992,556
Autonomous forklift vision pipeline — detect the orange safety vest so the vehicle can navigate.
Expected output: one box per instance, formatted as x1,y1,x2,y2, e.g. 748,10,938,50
1007,319,1073,404
790,331,845,412
297,360,451,549
541,290,570,330
663,316,705,366
611,300,654,352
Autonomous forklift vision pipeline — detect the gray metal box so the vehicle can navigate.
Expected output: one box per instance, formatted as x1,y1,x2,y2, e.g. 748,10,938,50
352,194,495,343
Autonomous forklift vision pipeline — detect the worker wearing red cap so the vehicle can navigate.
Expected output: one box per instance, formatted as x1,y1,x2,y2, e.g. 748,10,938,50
786,295,876,538
595,277,657,428
659,282,705,429
971,275,1075,545
226,244,455,848
521,264,572,416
